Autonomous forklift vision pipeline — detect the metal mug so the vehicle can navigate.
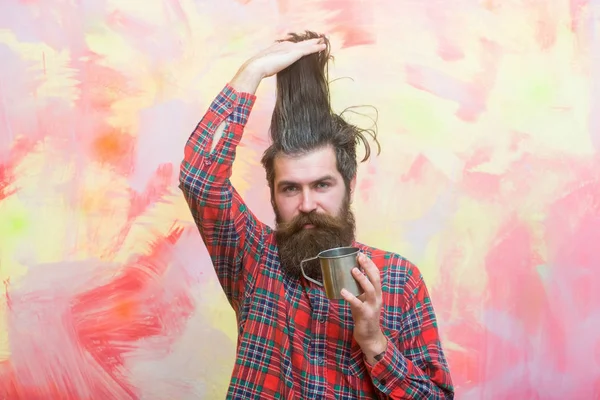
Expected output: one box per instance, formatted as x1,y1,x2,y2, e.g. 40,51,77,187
300,246,364,300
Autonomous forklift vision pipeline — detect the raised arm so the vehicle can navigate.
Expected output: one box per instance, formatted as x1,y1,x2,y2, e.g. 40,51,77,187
179,37,327,309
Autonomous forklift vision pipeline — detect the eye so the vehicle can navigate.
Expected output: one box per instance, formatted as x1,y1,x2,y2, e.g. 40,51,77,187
283,186,298,193
316,182,330,189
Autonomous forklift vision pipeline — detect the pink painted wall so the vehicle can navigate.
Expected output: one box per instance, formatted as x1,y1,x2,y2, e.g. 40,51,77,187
1,0,599,398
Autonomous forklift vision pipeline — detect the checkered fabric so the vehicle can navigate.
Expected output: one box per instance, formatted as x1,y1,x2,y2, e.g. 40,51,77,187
179,84,454,399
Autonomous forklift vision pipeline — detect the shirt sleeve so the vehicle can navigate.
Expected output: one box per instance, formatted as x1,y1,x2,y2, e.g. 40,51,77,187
179,84,266,311
365,268,454,399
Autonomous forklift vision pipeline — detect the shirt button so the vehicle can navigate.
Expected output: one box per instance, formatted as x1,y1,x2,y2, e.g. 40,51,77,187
205,159,212,165
318,316,325,324
318,357,324,365
226,102,232,108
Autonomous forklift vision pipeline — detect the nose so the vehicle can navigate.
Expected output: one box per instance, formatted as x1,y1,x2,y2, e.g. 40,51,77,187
299,189,317,214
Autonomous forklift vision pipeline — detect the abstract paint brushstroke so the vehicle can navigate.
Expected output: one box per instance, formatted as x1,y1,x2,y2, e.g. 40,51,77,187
0,0,599,398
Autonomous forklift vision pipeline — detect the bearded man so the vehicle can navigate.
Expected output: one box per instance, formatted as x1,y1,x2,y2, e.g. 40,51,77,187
179,31,454,399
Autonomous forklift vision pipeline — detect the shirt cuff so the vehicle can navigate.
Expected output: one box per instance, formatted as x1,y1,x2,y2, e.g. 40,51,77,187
209,83,256,127
365,339,408,393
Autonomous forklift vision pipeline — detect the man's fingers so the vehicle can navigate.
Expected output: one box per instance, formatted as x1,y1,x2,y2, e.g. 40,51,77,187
276,33,294,42
358,253,382,296
299,38,327,53
271,37,325,57
341,288,364,309
352,267,376,300
277,36,324,44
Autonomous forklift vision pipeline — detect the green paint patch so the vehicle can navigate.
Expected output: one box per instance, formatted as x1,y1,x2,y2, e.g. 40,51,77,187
536,264,551,283
397,96,444,139
0,198,30,239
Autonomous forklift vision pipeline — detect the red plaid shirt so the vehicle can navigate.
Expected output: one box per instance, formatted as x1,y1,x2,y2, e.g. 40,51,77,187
179,84,454,399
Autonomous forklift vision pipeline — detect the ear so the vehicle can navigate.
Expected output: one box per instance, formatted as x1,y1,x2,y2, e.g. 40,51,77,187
349,176,357,198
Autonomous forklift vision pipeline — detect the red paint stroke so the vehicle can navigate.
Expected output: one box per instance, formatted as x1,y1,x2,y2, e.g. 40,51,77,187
405,39,501,122
425,5,464,62
437,157,600,395
76,53,132,114
569,0,589,32
0,363,111,400
0,364,39,400
0,137,38,201
70,226,191,397
0,226,193,399
434,244,487,390
322,0,375,48
405,63,486,122
444,159,600,397
518,1,560,50
128,163,174,220
545,165,600,282
357,159,379,200
463,146,494,171
75,55,142,176
3,278,11,310
401,154,429,182
77,53,141,145
276,0,375,48
106,1,191,49
103,163,175,258
535,9,558,50
0,164,16,201
461,170,501,201
485,218,546,334
399,153,451,189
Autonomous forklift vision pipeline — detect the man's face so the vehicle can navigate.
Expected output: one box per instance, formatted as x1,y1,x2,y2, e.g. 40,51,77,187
272,145,356,279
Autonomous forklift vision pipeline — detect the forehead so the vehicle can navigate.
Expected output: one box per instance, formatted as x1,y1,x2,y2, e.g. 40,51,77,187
274,146,340,183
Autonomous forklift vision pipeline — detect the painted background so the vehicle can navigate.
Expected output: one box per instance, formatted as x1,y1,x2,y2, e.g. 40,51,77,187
1,0,599,399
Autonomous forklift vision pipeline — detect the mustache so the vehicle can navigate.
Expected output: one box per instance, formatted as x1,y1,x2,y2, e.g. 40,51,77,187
277,211,345,234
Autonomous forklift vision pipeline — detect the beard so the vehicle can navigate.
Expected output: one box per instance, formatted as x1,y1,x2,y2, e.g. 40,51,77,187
274,194,356,280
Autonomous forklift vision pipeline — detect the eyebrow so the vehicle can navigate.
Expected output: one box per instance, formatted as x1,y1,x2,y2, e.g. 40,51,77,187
276,175,337,190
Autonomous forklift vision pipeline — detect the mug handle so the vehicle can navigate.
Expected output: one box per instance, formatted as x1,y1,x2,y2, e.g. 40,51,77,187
300,256,323,286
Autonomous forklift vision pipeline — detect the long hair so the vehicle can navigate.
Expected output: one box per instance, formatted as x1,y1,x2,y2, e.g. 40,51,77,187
261,31,380,191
